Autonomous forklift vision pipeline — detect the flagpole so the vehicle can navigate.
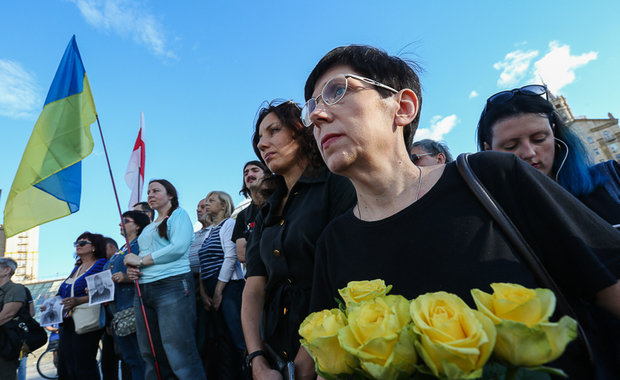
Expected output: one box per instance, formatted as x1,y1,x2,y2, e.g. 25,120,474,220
96,115,162,380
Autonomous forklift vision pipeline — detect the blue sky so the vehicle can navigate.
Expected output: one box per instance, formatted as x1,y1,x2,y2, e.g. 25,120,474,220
2,0,619,279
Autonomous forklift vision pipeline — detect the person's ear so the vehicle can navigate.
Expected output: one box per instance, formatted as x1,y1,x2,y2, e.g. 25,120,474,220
436,153,446,164
394,89,419,127
483,142,492,151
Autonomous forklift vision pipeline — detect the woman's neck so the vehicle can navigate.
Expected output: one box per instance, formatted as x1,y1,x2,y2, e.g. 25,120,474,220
281,162,308,195
351,153,443,221
211,212,225,227
126,234,138,243
155,205,172,222
80,254,98,267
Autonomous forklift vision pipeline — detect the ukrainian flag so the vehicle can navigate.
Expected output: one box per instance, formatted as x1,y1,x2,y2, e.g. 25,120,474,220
3,36,97,238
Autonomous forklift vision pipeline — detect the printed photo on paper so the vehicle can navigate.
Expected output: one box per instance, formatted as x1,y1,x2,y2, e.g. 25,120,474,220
86,270,115,305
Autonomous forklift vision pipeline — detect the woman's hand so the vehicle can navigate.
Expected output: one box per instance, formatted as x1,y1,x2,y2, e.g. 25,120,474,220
126,267,142,281
123,253,141,267
61,297,79,310
112,272,127,283
199,285,213,311
213,280,226,311
40,306,47,312
294,347,317,380
251,357,283,380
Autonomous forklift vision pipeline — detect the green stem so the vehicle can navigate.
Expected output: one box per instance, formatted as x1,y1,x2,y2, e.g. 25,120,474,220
504,367,519,380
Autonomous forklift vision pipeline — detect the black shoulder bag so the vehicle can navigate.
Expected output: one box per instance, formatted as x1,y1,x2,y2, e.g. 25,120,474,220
0,298,48,361
456,153,619,380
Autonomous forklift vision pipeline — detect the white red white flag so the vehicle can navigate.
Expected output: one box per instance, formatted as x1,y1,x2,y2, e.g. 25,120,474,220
125,112,145,209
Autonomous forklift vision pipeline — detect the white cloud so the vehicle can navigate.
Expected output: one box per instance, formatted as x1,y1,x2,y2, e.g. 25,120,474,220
0,59,42,119
415,115,459,141
69,0,176,59
531,41,598,93
493,49,539,87
469,90,478,99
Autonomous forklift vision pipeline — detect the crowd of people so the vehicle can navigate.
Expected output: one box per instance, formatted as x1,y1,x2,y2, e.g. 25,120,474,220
1,44,619,380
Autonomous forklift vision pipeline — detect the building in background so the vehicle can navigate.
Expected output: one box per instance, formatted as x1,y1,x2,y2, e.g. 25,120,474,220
3,226,39,283
550,93,620,163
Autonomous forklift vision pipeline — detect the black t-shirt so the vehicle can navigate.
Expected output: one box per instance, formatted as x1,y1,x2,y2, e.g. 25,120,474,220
310,152,620,378
578,160,620,225
231,203,260,243
246,167,356,289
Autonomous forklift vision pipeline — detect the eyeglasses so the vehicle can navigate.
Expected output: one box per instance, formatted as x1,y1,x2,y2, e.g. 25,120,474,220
123,218,134,224
74,240,91,247
411,152,433,163
301,73,399,127
486,84,548,107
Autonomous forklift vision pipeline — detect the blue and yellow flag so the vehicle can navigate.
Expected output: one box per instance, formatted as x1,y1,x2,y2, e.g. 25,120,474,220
3,36,97,238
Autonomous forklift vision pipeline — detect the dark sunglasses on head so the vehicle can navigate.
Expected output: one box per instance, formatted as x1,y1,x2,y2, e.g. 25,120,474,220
487,85,548,105
411,152,433,163
74,240,91,247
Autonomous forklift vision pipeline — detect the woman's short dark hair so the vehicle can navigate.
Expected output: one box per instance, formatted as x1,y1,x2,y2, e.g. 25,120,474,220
239,160,271,198
304,45,423,153
477,91,606,196
122,210,151,236
149,179,179,239
252,100,325,172
77,232,107,260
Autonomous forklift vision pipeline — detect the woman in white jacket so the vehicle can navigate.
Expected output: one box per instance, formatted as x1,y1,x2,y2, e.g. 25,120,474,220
198,190,246,378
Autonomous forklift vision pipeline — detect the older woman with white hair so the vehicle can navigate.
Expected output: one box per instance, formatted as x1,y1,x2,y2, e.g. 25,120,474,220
198,190,246,378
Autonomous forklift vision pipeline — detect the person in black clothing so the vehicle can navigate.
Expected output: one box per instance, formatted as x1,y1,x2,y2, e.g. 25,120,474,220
303,44,620,379
232,160,271,265
476,85,620,225
241,100,356,380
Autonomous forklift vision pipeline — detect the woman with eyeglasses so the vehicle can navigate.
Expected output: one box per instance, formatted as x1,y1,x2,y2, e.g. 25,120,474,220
196,191,246,378
304,45,620,379
241,100,356,380
55,232,107,379
100,210,151,380
123,179,206,380
477,85,620,225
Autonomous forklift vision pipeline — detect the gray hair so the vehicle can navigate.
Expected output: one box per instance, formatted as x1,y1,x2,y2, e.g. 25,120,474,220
0,257,18,277
412,139,454,163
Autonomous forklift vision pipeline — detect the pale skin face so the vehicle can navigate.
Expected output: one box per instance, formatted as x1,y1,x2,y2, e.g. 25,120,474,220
485,113,556,178
75,238,94,259
204,194,225,220
196,199,206,221
244,164,266,192
256,113,302,176
147,182,172,215
310,65,418,177
120,217,139,241
410,146,446,166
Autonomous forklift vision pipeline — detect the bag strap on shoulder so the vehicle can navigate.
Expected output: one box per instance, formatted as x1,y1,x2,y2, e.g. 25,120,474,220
455,153,594,364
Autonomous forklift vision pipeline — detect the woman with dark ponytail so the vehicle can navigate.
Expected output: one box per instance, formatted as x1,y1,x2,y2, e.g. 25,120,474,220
124,179,206,380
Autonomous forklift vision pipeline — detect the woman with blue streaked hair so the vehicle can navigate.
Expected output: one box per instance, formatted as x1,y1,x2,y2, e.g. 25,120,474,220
477,85,620,225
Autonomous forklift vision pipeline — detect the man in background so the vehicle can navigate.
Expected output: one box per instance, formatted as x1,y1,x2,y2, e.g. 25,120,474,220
0,257,26,380
132,201,153,222
410,139,454,167
232,160,271,264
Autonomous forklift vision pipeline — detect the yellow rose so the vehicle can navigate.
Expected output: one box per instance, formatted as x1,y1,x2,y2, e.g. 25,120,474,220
472,283,577,367
338,295,417,380
410,291,496,379
299,309,356,377
338,279,392,308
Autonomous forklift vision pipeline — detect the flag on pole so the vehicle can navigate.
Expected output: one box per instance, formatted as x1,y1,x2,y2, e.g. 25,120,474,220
125,112,145,209
3,35,97,238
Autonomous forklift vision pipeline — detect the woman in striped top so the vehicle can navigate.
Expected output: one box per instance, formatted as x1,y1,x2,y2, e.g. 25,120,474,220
198,190,247,379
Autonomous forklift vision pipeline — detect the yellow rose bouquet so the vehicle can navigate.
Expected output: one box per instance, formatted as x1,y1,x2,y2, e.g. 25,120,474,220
300,280,578,380
471,283,578,378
